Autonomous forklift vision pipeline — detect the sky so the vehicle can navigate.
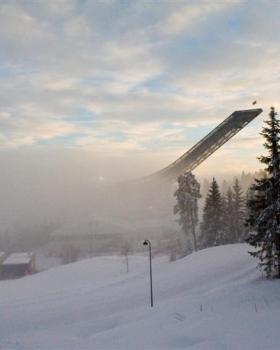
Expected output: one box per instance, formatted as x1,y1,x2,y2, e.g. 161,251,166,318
1,0,280,181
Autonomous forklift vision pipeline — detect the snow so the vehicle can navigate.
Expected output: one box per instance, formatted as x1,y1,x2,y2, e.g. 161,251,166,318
2,252,34,265
0,244,280,349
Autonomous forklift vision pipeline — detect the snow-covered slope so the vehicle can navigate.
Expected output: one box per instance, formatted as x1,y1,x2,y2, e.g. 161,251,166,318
0,244,279,350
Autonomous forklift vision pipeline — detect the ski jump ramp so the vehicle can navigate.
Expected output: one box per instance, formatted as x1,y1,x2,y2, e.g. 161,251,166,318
144,108,263,183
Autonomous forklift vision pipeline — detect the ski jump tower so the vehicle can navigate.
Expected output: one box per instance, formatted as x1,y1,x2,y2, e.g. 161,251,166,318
146,108,263,183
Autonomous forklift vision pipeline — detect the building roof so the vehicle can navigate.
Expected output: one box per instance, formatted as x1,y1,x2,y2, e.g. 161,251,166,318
2,252,34,265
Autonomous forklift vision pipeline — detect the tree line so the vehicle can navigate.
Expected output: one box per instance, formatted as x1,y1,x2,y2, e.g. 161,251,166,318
174,174,246,253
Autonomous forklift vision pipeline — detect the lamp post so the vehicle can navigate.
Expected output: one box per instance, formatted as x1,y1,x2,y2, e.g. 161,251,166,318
143,239,154,307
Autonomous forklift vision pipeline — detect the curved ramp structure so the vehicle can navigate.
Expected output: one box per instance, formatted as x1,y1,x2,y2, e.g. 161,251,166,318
146,108,262,182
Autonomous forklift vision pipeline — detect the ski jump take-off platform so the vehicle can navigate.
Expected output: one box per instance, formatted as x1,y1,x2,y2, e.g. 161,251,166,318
145,108,263,183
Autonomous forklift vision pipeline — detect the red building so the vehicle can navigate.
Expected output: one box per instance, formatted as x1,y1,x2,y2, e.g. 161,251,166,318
0,252,35,279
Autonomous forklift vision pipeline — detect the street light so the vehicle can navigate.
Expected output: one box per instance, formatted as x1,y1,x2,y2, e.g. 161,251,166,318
143,239,154,307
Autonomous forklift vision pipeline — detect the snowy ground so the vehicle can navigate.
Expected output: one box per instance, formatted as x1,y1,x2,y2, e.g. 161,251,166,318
0,244,280,350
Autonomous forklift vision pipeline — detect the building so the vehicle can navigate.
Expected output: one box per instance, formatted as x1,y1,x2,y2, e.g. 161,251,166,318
0,252,35,279
49,218,136,261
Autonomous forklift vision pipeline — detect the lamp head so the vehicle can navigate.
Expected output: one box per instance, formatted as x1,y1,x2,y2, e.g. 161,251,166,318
143,240,148,246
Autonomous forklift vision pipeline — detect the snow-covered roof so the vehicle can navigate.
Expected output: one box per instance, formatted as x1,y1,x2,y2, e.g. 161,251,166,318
0,252,6,261
2,252,34,265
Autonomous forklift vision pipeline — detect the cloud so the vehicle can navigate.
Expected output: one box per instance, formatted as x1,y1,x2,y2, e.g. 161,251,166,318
0,106,76,147
0,0,279,175
157,1,237,37
43,78,78,92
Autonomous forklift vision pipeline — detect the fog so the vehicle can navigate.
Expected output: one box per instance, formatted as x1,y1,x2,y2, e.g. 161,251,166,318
0,147,175,231
0,145,260,259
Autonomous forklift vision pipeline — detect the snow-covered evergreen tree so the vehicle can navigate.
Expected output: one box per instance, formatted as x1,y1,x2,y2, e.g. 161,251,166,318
224,187,235,243
200,178,224,248
232,178,245,241
221,179,229,196
224,180,245,243
201,178,210,198
247,107,280,278
174,172,201,252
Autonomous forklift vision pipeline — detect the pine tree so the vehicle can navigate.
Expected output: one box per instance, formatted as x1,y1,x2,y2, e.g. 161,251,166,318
200,178,224,248
224,180,245,243
201,178,210,198
232,178,245,242
174,172,201,252
220,192,228,240
224,187,235,243
247,107,280,278
221,179,229,196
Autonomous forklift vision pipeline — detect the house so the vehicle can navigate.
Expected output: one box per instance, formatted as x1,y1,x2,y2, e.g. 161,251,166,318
0,252,35,279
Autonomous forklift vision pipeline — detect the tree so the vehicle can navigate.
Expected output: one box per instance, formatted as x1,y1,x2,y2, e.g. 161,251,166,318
121,241,132,273
232,178,245,242
201,178,210,198
247,107,280,278
224,187,235,243
174,172,201,252
221,179,229,196
223,180,245,243
200,178,224,248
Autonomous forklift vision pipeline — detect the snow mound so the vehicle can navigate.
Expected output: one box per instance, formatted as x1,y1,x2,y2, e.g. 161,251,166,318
0,244,280,350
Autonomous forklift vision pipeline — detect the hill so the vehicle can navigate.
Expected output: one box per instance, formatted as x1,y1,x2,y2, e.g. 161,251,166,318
0,244,279,349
